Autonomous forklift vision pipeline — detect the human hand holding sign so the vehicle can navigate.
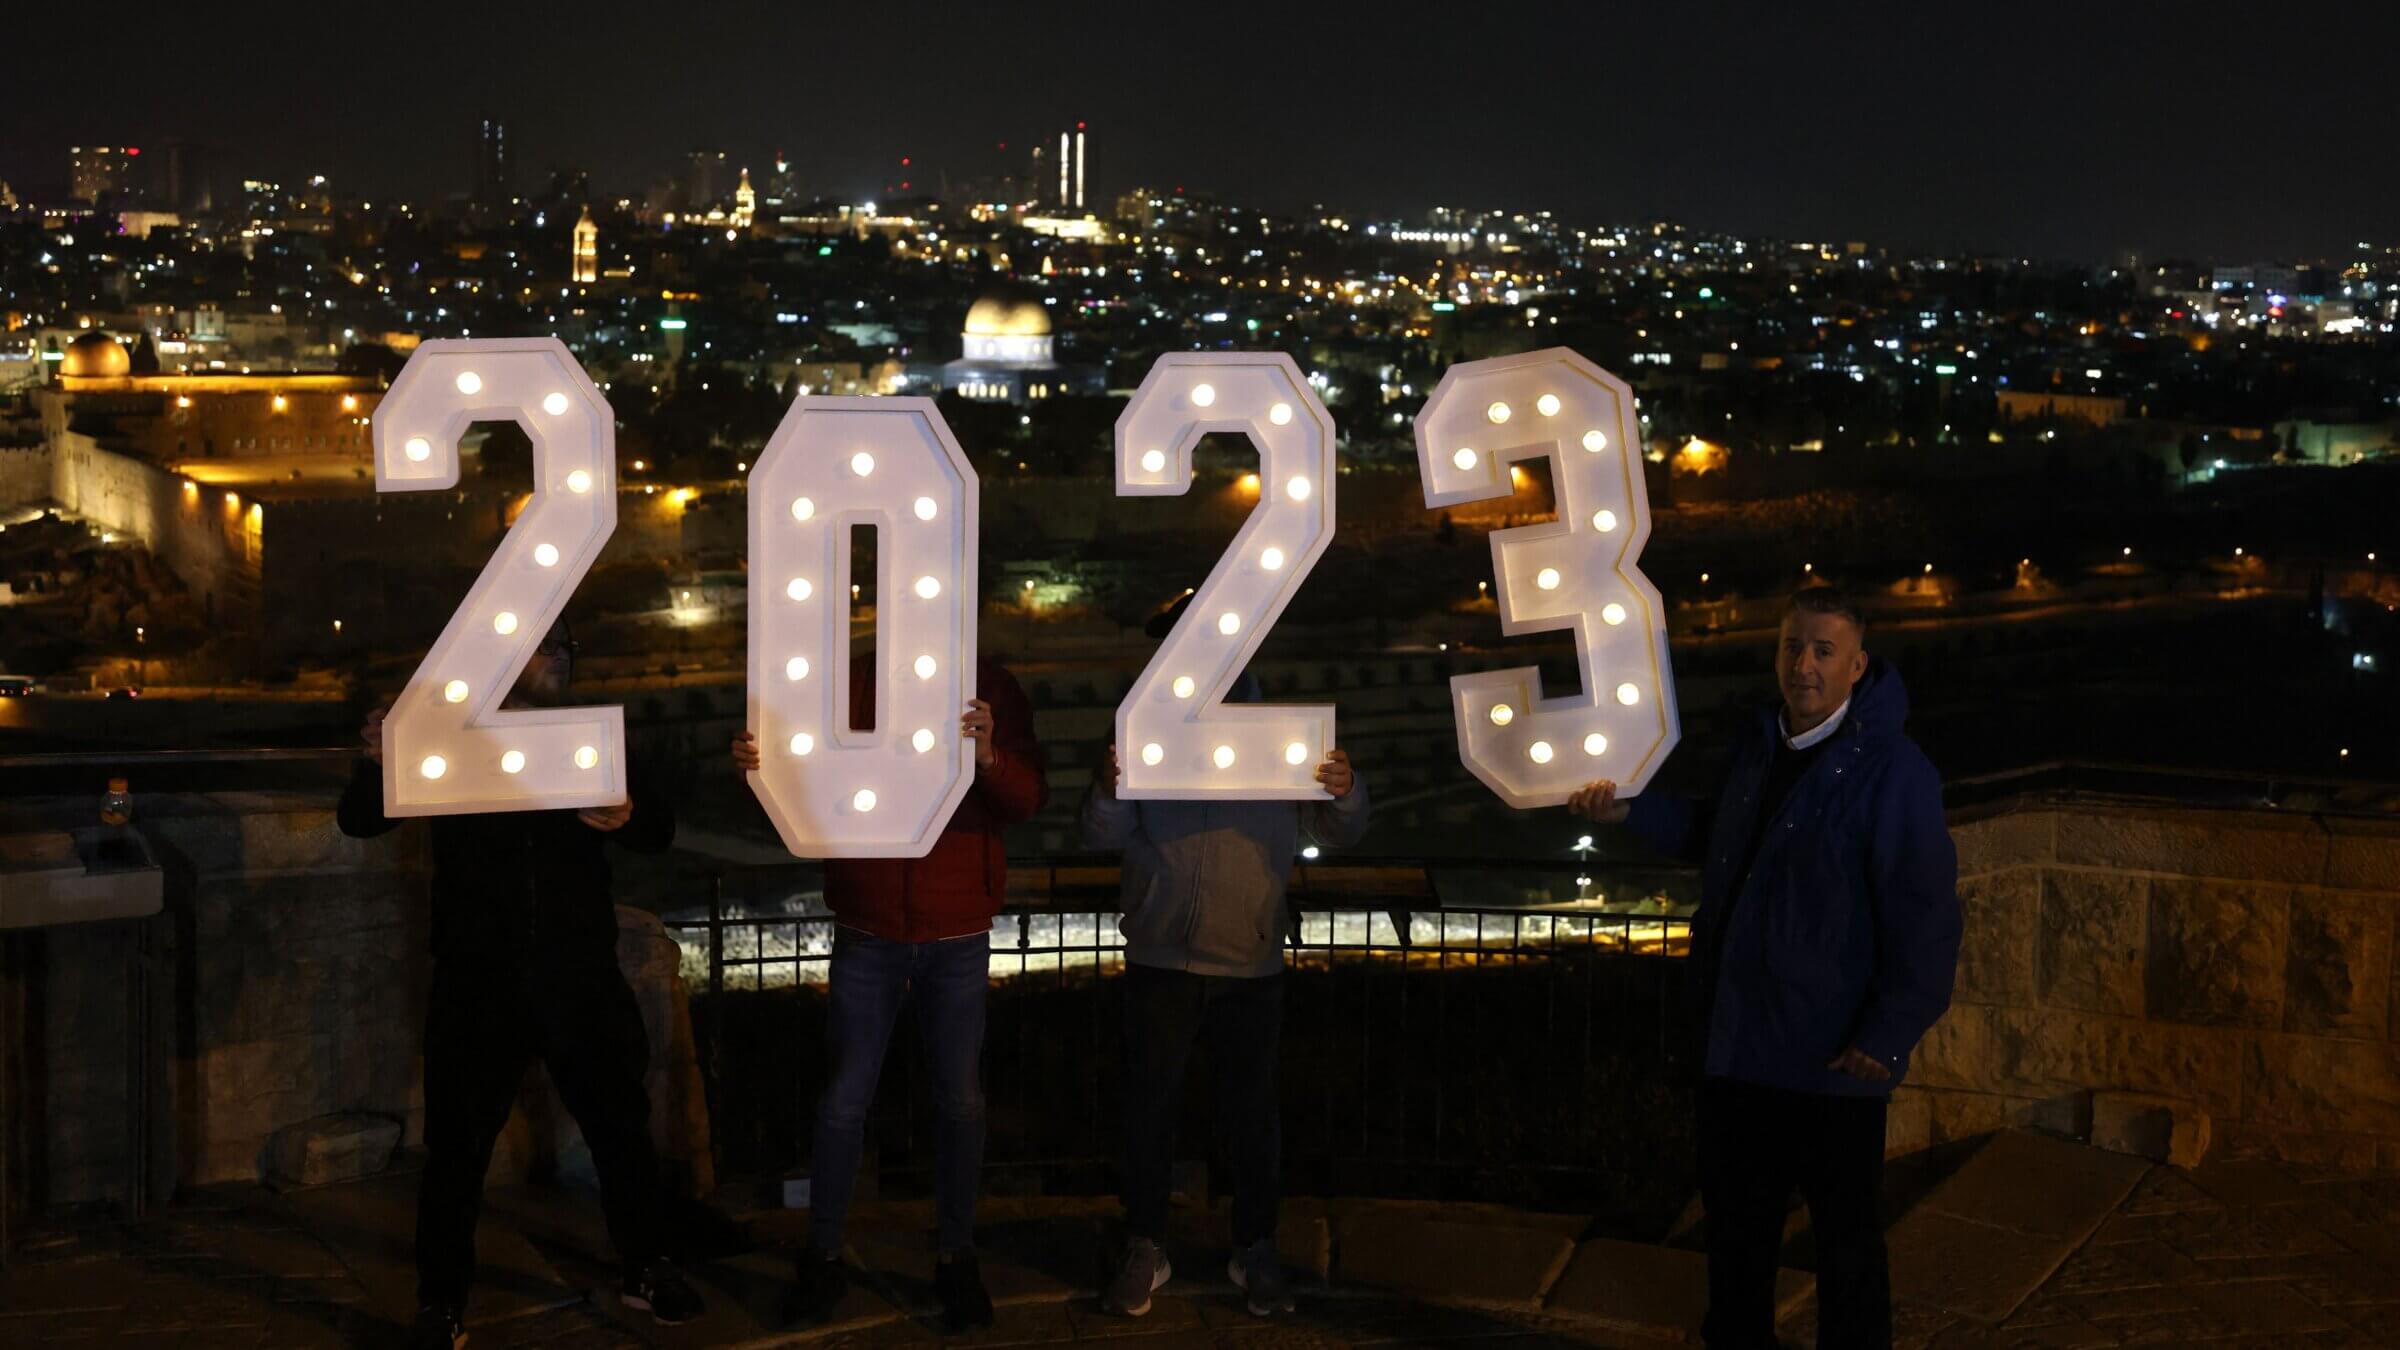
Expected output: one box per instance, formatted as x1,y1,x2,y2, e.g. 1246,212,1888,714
1565,779,1631,825
362,705,390,766
1828,1046,1892,1083
962,699,997,770
578,800,633,832
1316,749,1355,798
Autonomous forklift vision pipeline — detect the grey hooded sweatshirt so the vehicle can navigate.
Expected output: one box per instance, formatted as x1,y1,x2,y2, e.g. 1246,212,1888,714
1079,772,1371,979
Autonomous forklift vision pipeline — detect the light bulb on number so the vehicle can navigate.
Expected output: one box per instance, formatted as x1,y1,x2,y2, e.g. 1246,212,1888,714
1217,612,1240,636
443,680,468,704
1616,683,1641,707
1141,742,1165,766
785,656,809,681
1602,603,1626,625
911,728,936,754
1140,449,1166,473
1528,741,1554,764
1191,383,1216,407
541,392,569,416
1285,741,1309,766
1453,447,1478,470
534,543,559,567
787,578,812,601
420,755,447,780
1582,430,1608,453
1583,732,1608,756
454,372,482,395
1489,703,1514,727
500,750,526,775
575,745,599,769
853,788,877,812
914,575,941,599
1172,675,1196,699
566,469,591,493
1536,568,1561,591
1593,509,1618,532
404,436,432,462
850,452,874,476
1269,402,1293,425
914,654,938,680
1486,400,1512,424
493,611,518,635
1285,476,1312,502
790,496,815,521
1213,745,1236,769
789,732,814,756
1536,393,1561,417
1260,547,1285,571
913,496,937,520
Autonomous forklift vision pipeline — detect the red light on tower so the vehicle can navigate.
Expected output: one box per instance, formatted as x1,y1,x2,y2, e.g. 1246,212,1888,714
1076,121,1086,130
126,146,141,156
901,157,911,167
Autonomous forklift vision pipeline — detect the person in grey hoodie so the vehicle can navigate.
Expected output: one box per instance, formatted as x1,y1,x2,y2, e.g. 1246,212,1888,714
1080,665,1370,1321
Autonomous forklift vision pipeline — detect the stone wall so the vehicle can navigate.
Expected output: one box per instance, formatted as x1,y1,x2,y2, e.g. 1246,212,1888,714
1903,803,2400,1169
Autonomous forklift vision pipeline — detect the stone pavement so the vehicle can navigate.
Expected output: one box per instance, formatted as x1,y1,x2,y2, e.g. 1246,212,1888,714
2,1134,2397,1347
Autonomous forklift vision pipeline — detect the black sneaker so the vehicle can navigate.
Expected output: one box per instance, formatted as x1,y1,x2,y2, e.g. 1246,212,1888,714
409,1303,466,1350
621,1258,705,1326
1228,1238,1294,1317
783,1249,846,1327
1103,1237,1171,1317
935,1250,995,1332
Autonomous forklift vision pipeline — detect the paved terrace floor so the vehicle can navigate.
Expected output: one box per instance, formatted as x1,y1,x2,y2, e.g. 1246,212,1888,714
3,1132,2398,1348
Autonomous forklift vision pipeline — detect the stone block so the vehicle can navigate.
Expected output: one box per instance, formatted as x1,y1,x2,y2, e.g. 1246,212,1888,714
1923,1130,2148,1243
2283,888,2393,1037
2241,1036,2400,1137
2055,809,2326,885
1335,1215,1575,1310
1545,1236,1809,1335
265,1113,403,1189
1911,1004,2243,1118
1956,869,2037,1006
2037,871,2147,1016
2321,816,2400,891
1951,810,2056,876
2089,1091,2210,1168
1887,1088,1935,1156
1886,1208,2072,1323
2147,878,2288,1029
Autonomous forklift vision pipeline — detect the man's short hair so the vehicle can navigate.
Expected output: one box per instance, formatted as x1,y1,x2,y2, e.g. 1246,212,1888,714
1787,585,1867,639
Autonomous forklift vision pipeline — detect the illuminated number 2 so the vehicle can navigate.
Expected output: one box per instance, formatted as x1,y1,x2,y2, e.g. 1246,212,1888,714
1415,349,1679,807
745,397,980,857
371,338,625,815
1113,353,1337,799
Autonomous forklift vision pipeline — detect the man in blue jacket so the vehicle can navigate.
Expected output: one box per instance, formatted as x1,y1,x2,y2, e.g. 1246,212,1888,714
1570,586,1959,1350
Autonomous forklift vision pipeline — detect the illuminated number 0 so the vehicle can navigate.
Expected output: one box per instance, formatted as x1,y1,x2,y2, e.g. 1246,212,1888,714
1414,349,1679,807
1113,353,1337,799
370,338,624,815
745,397,979,857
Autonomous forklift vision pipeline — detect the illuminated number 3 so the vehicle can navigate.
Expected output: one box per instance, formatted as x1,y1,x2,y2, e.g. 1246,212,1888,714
370,338,624,815
1112,354,1337,799
1415,349,1680,807
744,397,980,857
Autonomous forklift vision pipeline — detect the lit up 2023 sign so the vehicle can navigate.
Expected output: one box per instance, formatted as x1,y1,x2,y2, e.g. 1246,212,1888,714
1414,349,1680,807
1111,354,1337,799
370,338,626,816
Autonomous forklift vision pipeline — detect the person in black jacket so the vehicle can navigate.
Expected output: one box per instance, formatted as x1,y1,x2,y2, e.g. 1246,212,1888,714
338,624,703,1350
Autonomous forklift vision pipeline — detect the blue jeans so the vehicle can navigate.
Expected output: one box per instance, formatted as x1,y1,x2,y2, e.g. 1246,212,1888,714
810,926,989,1254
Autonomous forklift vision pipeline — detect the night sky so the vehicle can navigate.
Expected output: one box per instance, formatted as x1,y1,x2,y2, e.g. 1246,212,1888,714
10,0,2394,264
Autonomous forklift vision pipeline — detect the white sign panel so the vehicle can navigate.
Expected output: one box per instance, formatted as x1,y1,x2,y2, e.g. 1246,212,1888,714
1414,349,1679,807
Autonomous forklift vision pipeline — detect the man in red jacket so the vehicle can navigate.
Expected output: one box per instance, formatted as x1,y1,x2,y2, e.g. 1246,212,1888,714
731,653,1045,1331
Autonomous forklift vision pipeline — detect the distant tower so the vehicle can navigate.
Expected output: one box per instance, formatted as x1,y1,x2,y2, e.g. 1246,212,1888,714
685,149,726,212
571,206,598,284
475,116,511,207
732,168,755,231
1074,122,1086,210
1058,131,1070,208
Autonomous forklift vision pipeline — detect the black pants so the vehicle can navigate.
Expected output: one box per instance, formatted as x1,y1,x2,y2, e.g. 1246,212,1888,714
417,956,665,1309
1120,964,1283,1248
1697,1077,1890,1350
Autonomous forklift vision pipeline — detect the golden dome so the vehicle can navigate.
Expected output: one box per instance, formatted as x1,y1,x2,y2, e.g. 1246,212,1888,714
963,288,1051,339
61,331,130,378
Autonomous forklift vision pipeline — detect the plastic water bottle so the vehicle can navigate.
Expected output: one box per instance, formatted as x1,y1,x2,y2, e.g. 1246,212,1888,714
101,777,133,827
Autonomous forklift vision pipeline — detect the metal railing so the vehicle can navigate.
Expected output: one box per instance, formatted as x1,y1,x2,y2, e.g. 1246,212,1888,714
664,856,1700,1216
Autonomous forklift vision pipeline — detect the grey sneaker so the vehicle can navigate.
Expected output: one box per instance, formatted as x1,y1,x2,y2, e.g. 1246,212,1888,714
1228,1238,1294,1317
1104,1237,1171,1317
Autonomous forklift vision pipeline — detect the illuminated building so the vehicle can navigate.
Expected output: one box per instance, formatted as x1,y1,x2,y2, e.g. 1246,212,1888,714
571,206,598,284
732,168,755,232
940,285,1101,404
685,149,727,212
69,146,138,204
474,116,511,207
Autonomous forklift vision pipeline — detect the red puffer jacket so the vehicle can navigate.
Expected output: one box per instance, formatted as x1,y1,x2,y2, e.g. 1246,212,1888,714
822,655,1048,942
